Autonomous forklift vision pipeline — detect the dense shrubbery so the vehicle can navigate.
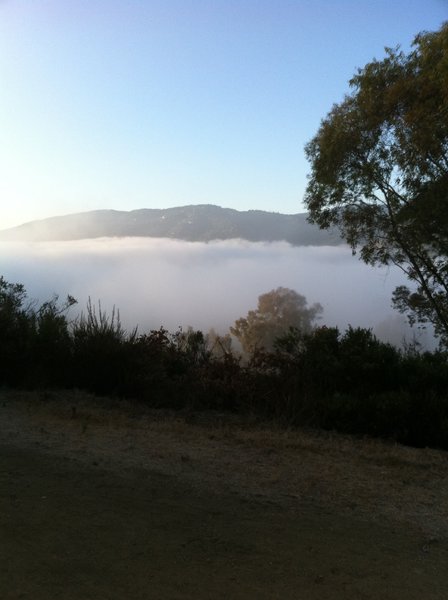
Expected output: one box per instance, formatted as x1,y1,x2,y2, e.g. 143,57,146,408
1,276,448,450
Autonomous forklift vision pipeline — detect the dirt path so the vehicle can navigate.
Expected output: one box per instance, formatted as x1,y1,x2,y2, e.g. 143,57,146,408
1,390,448,599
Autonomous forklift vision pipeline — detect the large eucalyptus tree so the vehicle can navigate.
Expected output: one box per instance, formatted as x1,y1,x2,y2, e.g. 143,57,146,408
305,23,448,346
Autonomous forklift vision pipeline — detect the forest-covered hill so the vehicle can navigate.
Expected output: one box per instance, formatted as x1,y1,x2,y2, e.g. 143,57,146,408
0,205,342,245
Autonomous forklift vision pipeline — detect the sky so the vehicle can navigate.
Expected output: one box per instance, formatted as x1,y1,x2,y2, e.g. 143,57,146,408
0,0,447,229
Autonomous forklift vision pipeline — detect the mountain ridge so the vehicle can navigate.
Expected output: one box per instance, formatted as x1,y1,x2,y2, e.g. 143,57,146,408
0,204,342,246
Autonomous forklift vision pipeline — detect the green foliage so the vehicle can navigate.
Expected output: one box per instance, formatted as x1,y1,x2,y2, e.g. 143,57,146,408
305,23,448,346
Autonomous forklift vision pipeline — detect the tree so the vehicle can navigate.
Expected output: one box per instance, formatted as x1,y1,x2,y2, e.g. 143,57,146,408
230,287,322,353
206,328,233,359
304,23,448,346
0,277,33,384
0,276,77,385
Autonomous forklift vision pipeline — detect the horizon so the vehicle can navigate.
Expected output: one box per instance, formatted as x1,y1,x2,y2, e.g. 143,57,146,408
1,1,446,229
1,203,310,231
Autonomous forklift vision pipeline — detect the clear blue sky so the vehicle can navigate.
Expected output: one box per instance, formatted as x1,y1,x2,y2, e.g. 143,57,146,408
1,0,446,228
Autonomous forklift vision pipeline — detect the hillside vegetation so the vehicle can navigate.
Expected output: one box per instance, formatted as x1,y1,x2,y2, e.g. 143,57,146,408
1,275,448,450
0,205,341,245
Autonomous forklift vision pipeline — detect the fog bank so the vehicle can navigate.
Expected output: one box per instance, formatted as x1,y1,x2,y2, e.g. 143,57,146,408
0,237,433,348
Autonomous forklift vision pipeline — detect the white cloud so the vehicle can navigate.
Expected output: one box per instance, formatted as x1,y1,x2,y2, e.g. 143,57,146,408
0,237,431,347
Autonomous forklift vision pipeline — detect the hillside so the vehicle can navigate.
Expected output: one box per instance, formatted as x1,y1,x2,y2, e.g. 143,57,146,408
0,205,341,245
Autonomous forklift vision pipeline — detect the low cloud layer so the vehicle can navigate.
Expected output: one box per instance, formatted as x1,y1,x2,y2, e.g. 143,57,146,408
0,237,434,348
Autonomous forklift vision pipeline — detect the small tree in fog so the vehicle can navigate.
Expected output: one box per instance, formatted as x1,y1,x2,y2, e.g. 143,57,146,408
172,327,210,366
230,287,322,354
206,328,233,359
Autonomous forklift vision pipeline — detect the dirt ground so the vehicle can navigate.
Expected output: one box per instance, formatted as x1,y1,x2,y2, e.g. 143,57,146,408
1,390,448,599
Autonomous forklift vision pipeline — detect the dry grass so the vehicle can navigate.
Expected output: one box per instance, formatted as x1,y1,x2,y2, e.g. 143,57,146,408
1,388,448,539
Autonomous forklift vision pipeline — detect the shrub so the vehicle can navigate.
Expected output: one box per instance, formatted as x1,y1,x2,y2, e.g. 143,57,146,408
3,276,448,451
71,299,138,396
0,277,35,385
31,295,76,387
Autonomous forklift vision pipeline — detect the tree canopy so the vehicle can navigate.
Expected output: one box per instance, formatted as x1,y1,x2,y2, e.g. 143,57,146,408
304,23,448,346
230,287,322,353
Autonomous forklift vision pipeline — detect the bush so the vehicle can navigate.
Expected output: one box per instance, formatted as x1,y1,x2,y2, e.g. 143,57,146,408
31,295,76,387
2,276,448,451
0,277,35,385
71,300,139,396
